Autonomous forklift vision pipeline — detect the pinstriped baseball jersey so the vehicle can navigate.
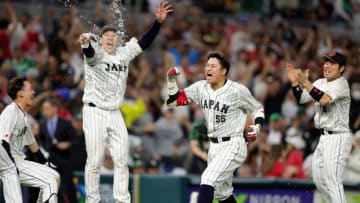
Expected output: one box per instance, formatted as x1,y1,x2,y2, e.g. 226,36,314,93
184,80,263,138
82,37,142,110
0,102,35,160
0,143,23,203
298,76,350,132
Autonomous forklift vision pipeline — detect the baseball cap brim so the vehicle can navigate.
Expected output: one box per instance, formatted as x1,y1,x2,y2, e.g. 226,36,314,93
101,25,117,36
323,55,337,63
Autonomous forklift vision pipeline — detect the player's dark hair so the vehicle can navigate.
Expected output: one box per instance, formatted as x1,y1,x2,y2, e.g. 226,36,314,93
207,52,230,76
8,77,27,100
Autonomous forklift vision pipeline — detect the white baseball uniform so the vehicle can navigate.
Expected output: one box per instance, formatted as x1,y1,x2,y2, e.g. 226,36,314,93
298,76,352,203
0,141,22,203
183,80,264,201
81,37,142,203
0,103,59,203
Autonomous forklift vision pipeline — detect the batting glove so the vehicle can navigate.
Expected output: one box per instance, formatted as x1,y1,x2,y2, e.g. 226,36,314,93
247,124,261,143
167,67,180,82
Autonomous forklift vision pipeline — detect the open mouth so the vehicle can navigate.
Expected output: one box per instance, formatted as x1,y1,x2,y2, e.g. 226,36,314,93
206,72,212,79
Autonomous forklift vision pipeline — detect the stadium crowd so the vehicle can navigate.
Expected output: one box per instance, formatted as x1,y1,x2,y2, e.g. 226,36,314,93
0,0,360,201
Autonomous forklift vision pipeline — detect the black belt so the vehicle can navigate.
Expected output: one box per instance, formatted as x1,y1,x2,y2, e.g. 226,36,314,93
320,129,334,135
209,137,230,143
88,103,96,107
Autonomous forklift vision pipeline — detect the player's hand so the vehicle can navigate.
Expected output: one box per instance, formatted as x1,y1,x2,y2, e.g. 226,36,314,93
155,1,173,23
285,63,298,86
247,124,261,143
167,67,180,82
79,33,90,45
296,69,311,88
79,33,97,45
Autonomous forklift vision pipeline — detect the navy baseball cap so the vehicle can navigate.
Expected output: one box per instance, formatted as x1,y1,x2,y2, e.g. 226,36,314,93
323,51,347,67
100,25,117,36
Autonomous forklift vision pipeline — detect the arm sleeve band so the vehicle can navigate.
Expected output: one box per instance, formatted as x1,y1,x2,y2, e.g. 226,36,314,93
309,86,324,102
166,90,189,106
176,90,189,106
292,85,303,103
166,91,179,105
138,21,161,50
82,43,95,57
254,117,265,128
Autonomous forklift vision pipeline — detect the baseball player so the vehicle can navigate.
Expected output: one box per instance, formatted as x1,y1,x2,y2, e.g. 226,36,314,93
166,52,265,203
78,2,172,203
286,52,352,203
0,77,60,203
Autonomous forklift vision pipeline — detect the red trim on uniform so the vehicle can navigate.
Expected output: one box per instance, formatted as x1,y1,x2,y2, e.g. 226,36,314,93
176,90,189,106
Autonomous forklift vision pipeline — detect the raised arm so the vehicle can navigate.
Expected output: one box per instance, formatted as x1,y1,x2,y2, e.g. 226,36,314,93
166,67,189,106
137,1,172,50
286,63,313,104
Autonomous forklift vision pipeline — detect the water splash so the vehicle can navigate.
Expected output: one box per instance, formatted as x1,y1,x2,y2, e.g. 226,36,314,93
108,0,127,45
56,0,127,44
57,0,100,34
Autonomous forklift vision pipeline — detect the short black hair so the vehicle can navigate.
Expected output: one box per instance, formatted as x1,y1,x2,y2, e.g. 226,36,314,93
8,77,27,100
207,52,230,76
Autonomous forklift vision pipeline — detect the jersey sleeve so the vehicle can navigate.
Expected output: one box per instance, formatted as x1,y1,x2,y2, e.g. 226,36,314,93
0,108,18,143
184,81,204,104
236,84,264,118
118,37,143,62
83,41,104,66
326,77,350,102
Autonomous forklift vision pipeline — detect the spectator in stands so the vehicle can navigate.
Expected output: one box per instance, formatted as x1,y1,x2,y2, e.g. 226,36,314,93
282,130,307,179
38,98,78,203
188,116,209,174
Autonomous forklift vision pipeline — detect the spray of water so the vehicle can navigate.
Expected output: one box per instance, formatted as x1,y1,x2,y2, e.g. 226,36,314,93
108,0,127,45
57,0,127,45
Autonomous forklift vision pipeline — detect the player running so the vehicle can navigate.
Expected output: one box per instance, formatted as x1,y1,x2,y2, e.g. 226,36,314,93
78,2,172,203
286,52,352,203
166,52,265,203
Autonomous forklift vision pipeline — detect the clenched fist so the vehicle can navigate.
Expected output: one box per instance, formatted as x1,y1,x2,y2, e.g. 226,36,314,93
247,124,261,143
167,67,180,82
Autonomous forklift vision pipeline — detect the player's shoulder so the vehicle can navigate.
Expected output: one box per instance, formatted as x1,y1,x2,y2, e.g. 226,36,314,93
190,80,208,88
1,103,17,114
0,103,18,118
227,80,249,91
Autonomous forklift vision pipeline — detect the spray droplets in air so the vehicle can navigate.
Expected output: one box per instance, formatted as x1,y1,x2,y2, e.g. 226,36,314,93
57,0,127,44
108,0,127,44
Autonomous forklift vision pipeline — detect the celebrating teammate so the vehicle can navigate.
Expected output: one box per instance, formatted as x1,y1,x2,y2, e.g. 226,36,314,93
78,2,172,203
0,77,60,202
286,52,352,203
166,52,265,203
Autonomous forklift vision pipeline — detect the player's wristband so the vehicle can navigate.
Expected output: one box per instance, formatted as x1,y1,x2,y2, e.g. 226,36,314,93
309,87,324,102
82,43,95,57
254,117,264,129
292,85,303,102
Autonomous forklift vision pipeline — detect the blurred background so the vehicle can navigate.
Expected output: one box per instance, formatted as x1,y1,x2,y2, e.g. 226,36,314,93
0,0,359,202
